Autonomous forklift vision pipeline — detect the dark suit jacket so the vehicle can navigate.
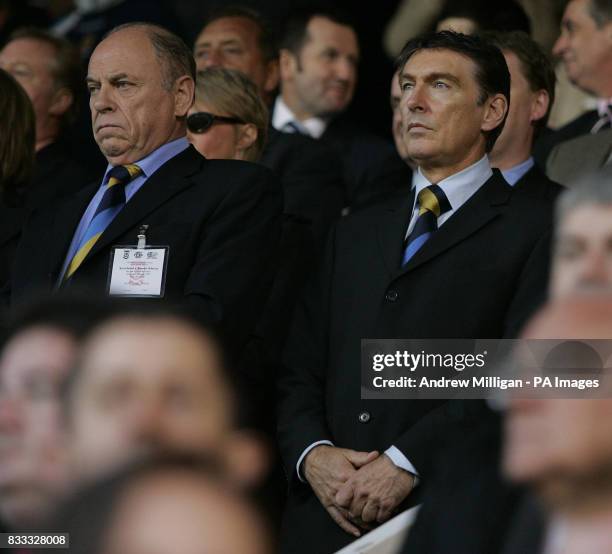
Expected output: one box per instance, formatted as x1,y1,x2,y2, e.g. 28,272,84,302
534,110,600,168
8,145,282,352
277,170,560,554
0,139,95,296
260,127,344,242
400,412,526,554
321,115,413,210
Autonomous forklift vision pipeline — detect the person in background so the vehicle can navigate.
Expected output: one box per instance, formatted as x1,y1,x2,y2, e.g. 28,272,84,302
535,0,612,167
194,6,344,231
187,67,268,162
274,7,412,209
0,68,35,299
484,31,560,191
0,29,96,200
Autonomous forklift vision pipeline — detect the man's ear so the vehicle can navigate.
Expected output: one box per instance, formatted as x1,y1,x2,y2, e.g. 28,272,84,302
174,75,195,117
49,87,73,117
263,59,280,94
236,123,258,155
530,89,550,126
279,48,299,81
481,93,508,133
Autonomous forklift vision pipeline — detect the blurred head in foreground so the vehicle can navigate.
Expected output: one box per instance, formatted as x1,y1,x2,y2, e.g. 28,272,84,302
503,295,612,514
64,306,268,488
58,455,273,554
551,166,612,298
0,296,108,529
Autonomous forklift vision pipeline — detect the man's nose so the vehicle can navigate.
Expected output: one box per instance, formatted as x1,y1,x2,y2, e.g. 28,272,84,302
552,32,567,58
199,49,222,69
92,84,114,114
578,251,612,287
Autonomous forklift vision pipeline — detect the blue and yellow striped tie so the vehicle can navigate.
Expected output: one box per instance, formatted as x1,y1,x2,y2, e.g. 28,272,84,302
64,164,142,280
402,184,451,266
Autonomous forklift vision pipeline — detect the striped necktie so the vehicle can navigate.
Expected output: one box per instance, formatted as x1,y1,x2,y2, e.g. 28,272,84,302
64,164,142,281
402,184,451,266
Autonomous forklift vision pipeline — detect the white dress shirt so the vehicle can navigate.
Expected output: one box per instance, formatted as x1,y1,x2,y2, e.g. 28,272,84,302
272,96,329,139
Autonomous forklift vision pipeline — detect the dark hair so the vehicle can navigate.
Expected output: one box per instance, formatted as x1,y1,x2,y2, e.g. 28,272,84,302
436,0,531,34
280,6,356,55
482,31,556,137
203,5,278,62
104,23,196,89
60,303,241,425
0,69,34,203
8,27,82,127
589,0,612,26
51,454,228,554
396,31,511,152
0,294,112,352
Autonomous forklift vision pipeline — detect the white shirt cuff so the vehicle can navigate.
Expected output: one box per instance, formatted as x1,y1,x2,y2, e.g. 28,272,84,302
385,445,420,485
296,440,334,482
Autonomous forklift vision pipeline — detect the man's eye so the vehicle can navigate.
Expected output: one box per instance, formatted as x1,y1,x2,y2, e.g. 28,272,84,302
117,81,130,88
224,47,243,55
195,50,209,59
433,81,448,89
87,85,99,94
400,82,413,91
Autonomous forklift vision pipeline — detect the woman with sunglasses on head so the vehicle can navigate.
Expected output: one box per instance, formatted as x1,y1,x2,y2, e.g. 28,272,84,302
187,67,268,162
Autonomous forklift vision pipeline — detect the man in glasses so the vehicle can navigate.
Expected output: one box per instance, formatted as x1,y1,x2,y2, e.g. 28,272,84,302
6,23,281,356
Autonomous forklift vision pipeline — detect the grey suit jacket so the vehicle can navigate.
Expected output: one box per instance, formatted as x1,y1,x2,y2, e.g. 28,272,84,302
546,129,612,186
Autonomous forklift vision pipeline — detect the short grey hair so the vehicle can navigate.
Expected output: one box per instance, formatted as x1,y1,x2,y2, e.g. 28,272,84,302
103,22,196,90
555,165,612,227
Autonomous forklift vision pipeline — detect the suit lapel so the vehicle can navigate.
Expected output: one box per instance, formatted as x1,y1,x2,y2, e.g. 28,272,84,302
377,189,415,276
47,183,99,278
390,172,512,280
85,146,204,260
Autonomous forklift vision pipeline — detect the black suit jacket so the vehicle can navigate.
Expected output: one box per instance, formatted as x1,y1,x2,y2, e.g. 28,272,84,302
321,115,413,209
8,145,282,351
277,170,560,554
260,128,344,241
0,139,95,296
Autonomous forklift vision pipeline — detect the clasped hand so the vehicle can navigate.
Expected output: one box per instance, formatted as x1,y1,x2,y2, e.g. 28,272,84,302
303,445,415,537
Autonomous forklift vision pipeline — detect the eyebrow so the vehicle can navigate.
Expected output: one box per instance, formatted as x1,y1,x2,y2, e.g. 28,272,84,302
400,71,461,85
195,38,243,49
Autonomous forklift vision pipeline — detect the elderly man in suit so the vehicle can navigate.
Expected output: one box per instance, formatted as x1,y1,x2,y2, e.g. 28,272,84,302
277,31,559,554
535,0,612,165
6,23,281,352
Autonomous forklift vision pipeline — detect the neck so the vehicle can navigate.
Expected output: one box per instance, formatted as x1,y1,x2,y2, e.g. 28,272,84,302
418,148,486,183
281,87,314,121
489,148,532,171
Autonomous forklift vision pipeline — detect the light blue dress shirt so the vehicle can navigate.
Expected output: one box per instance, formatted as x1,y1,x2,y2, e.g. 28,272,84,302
58,137,190,283
500,157,535,186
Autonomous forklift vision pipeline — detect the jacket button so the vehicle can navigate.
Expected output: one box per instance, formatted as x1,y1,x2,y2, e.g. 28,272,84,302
385,290,399,302
358,411,371,423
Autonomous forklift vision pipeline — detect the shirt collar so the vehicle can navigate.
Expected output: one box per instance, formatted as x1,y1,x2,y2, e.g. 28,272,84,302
412,155,493,211
597,98,612,117
102,136,190,185
500,157,535,186
272,96,329,138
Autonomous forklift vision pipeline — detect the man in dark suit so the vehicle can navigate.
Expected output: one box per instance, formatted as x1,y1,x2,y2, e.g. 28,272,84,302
273,7,412,210
534,0,612,166
7,23,281,353
277,31,558,554
484,31,562,195
0,29,97,291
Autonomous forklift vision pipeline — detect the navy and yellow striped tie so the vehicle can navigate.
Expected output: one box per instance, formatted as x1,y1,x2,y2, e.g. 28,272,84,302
402,184,451,266
64,164,142,280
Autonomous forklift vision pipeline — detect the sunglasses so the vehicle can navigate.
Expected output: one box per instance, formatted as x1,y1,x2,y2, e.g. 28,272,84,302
186,112,245,133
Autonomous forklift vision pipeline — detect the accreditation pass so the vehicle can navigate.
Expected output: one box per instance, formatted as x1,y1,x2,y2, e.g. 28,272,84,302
108,245,169,297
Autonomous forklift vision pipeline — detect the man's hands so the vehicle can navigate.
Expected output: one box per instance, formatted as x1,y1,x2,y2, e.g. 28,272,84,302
303,445,379,537
335,453,415,527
